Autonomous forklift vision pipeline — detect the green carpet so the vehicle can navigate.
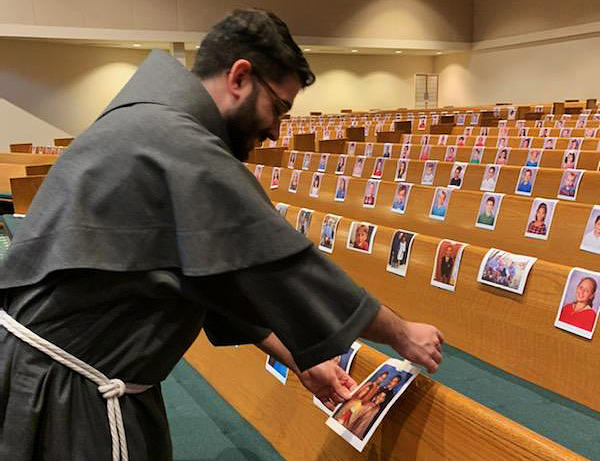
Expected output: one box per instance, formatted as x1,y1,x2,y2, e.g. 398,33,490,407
164,360,284,461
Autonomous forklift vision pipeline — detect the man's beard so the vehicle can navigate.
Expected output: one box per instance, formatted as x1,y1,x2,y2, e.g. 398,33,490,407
225,84,271,162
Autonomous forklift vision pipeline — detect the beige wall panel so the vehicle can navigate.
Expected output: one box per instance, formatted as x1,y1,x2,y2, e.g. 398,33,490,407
31,0,84,27
80,0,135,30
133,0,178,30
435,35,600,107
474,0,600,41
0,39,148,141
294,54,434,115
0,0,34,24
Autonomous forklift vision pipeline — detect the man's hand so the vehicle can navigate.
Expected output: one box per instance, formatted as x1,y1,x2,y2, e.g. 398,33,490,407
297,359,357,410
394,319,444,373
362,305,444,373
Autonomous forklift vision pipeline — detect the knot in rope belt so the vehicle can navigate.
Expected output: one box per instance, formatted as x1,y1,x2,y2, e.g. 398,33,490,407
0,309,152,461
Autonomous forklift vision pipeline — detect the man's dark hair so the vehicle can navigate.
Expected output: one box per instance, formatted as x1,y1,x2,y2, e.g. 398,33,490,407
487,196,495,205
193,9,315,87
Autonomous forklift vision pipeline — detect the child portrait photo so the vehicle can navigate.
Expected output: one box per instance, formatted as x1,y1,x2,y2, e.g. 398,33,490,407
554,268,600,340
431,239,468,291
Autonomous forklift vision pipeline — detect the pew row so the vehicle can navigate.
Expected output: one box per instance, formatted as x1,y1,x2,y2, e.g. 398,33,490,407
185,335,585,460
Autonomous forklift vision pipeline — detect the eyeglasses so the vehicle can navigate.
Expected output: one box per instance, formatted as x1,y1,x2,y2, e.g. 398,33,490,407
252,71,292,120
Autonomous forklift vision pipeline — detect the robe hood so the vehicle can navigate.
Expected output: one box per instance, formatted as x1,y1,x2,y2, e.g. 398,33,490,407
0,50,310,288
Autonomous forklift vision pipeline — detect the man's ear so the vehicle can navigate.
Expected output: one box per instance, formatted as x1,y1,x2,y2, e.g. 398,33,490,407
226,59,253,102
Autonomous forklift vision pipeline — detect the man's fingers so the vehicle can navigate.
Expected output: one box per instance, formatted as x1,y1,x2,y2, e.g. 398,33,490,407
437,329,445,344
431,348,442,365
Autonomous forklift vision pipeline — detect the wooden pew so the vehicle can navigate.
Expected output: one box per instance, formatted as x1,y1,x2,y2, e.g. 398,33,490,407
10,176,45,214
186,334,585,461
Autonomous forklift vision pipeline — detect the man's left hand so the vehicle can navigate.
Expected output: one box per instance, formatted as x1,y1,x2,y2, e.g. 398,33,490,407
297,360,357,410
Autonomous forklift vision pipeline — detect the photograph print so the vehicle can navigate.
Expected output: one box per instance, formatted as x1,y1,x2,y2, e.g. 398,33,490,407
347,221,378,254
431,239,468,291
386,229,417,277
326,359,418,452
554,268,600,339
477,248,537,295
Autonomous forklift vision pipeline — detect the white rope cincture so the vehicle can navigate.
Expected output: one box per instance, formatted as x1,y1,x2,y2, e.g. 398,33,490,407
0,309,152,461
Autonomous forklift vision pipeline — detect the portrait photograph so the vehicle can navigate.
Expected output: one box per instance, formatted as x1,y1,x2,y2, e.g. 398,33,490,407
287,150,297,169
469,146,484,164
420,134,431,146
557,169,584,201
515,167,538,196
372,157,385,178
391,183,412,214
318,214,342,254
302,152,312,170
444,145,457,162
275,202,289,217
494,147,511,165
296,208,313,236
347,141,357,155
288,169,301,193
429,187,452,221
334,176,350,202
313,341,362,415
431,239,468,291
419,144,431,161
496,137,508,149
309,172,323,198
526,149,543,167
560,127,573,138
519,137,532,149
326,359,418,452
474,135,486,147
335,154,348,175
456,114,466,125
554,268,600,340
352,156,366,177
364,142,374,157
448,162,468,189
456,135,466,146
471,113,480,125
437,134,448,146
567,137,583,151
382,143,394,158
317,153,329,172
543,137,557,149
418,116,427,130
518,127,529,137
463,126,473,136
421,161,438,185
585,128,598,138
266,355,289,385
477,248,537,295
538,127,551,137
386,230,417,276
347,221,377,254
480,164,501,192
400,143,411,159
270,167,281,189
362,179,380,208
507,107,516,119
254,164,263,180
561,150,579,170
524,198,558,240
394,159,409,182
475,193,504,230
579,205,600,254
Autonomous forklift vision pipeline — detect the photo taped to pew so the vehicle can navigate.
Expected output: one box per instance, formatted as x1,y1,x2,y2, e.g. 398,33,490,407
352,156,366,177
326,358,418,452
475,193,504,230
477,248,537,295
391,183,412,214
556,169,584,201
347,221,377,254
335,176,350,201
394,159,409,182
313,341,362,415
318,153,329,172
580,205,600,254
554,267,600,340
254,164,264,180
431,239,468,291
318,214,342,254
302,152,312,170
371,157,385,178
288,169,301,193
270,167,280,189
429,187,452,221
335,155,348,175
480,164,501,192
275,202,289,217
386,230,417,277
265,356,289,385
309,172,323,198
287,150,297,169
362,179,380,208
296,208,313,237
421,161,438,185
524,198,558,240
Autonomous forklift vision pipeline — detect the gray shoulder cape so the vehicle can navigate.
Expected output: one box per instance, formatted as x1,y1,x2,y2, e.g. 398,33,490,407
0,50,310,288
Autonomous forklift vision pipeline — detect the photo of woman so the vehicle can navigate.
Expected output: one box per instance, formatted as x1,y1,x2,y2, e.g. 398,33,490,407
347,221,377,254
309,172,322,198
